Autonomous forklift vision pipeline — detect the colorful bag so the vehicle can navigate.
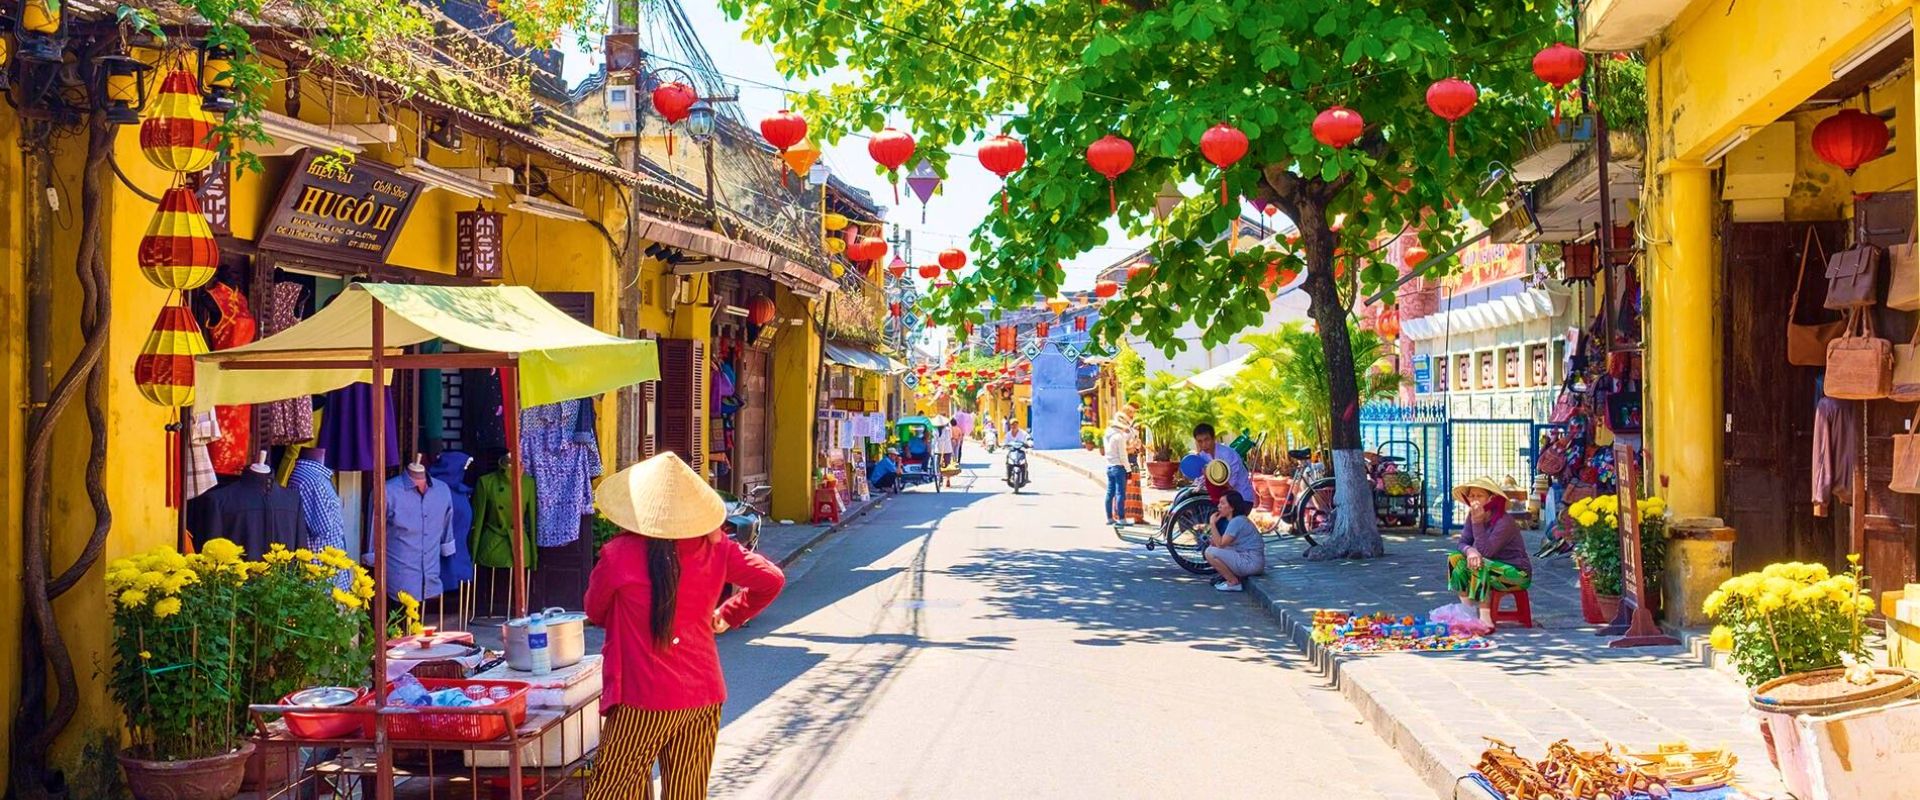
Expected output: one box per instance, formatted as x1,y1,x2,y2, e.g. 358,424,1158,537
1549,388,1580,425
1789,226,1846,366
1825,310,1893,400
1889,227,1920,311
1894,408,1920,494
1893,325,1920,403
1824,241,1882,310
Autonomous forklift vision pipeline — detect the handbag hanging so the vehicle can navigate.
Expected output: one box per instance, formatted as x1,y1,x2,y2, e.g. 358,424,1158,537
1892,323,1920,402
1889,226,1920,311
1825,309,1894,400
1789,226,1846,366
1824,236,1882,310
1894,407,1920,494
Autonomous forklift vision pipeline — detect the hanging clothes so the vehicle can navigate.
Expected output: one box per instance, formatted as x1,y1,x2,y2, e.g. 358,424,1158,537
288,455,352,587
471,467,539,569
318,382,401,472
190,469,308,557
370,473,455,601
520,399,602,548
205,282,257,475
181,411,222,502
431,450,476,586
257,281,316,445
1812,396,1860,516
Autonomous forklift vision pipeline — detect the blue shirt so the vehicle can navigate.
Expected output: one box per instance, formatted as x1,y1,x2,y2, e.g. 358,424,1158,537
869,457,899,483
288,458,352,589
366,474,456,601
1199,444,1256,503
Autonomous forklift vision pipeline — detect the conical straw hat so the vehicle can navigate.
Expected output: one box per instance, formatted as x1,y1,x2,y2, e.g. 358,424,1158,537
594,452,726,539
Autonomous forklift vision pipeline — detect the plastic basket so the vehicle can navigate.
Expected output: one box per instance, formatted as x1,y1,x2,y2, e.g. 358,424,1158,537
279,689,366,740
365,678,529,743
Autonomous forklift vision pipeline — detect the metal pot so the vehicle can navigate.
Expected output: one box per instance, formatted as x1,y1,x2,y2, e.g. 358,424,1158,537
502,607,587,671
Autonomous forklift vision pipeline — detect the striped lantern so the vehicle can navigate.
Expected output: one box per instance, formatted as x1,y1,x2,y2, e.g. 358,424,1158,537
134,300,209,407
139,68,218,174
137,186,219,289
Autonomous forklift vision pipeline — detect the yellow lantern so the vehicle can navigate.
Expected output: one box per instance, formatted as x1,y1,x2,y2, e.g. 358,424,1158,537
137,186,220,290
1046,296,1070,315
830,262,846,278
21,0,59,34
139,67,219,174
823,213,849,232
134,300,209,407
824,237,847,254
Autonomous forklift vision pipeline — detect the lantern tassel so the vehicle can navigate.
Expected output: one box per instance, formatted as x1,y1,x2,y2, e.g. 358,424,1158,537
1448,123,1457,158
668,129,675,158
1220,176,1229,207
1108,179,1117,214
892,173,900,204
1000,188,1010,216
1551,90,1561,128
166,427,180,510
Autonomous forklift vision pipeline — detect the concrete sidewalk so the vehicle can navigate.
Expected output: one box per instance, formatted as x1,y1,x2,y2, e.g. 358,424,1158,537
1039,449,1784,799
1030,447,1177,522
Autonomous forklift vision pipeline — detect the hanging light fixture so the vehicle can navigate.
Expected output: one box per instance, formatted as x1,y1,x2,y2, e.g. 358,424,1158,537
196,42,237,113
686,99,717,144
96,51,153,126
15,0,63,62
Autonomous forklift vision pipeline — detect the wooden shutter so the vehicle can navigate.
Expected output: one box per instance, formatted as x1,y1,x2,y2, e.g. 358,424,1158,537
641,380,658,459
656,338,706,476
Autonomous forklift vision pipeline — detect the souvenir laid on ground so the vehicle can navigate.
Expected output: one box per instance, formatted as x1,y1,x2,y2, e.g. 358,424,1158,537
1469,738,1747,800
1308,610,1496,655
1622,743,1738,791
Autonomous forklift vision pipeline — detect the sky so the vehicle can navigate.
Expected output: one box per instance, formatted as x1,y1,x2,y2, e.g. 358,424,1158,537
560,0,1155,292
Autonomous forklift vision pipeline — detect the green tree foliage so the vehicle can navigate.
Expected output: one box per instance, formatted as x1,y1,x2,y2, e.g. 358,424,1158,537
723,0,1568,557
1113,340,1147,405
1225,322,1401,452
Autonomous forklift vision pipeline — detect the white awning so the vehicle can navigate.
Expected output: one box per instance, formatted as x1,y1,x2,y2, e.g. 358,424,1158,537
1183,355,1249,390
1402,286,1570,342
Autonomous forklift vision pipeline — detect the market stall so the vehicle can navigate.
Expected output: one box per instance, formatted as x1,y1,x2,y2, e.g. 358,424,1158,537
198,283,657,799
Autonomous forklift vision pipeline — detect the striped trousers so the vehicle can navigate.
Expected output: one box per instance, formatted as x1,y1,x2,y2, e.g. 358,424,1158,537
587,704,723,800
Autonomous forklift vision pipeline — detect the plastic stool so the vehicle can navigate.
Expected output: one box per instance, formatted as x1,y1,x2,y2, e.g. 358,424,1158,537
1488,588,1533,630
811,487,841,524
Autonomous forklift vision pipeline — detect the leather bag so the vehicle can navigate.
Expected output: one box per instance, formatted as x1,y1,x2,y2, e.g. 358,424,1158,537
1789,227,1846,366
1825,310,1893,400
1824,241,1882,310
1893,325,1920,402
1895,408,1920,494
1890,227,1920,311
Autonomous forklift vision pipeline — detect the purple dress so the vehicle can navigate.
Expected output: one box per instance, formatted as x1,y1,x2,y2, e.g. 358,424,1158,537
318,383,400,472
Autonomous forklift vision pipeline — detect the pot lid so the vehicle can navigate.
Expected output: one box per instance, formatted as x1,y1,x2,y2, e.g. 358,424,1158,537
287,686,359,707
387,641,479,660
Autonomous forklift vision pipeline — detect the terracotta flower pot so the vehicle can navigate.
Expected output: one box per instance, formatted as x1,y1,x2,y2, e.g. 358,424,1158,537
1594,592,1622,624
1577,566,1606,624
1146,460,1178,490
119,741,255,800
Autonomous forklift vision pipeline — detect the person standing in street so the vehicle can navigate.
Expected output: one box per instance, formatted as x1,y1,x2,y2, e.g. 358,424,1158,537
1102,409,1135,525
584,452,786,800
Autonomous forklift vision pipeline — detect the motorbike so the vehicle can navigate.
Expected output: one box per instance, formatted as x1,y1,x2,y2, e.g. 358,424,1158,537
719,484,770,553
1004,440,1031,492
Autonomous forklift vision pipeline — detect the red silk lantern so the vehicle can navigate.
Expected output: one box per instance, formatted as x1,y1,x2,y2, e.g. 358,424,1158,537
978,134,1028,215
918,263,941,279
1812,108,1891,174
1262,261,1300,292
760,109,808,152
140,68,219,174
1074,316,1087,332
1085,134,1135,213
888,257,909,279
938,248,967,271
868,128,916,203
1533,44,1586,125
1262,203,1279,219
889,301,903,318
852,237,887,262
1425,78,1477,157
747,295,777,326
138,186,219,290
1094,279,1119,298
134,300,209,407
650,81,697,156
1377,307,1402,340
1126,260,1150,281
1199,123,1249,205
1312,106,1365,150
1404,243,1430,269
961,321,974,336
1036,321,1051,338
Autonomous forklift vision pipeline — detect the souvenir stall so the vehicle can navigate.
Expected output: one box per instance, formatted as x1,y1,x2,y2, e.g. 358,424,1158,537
819,341,895,511
196,283,657,800
709,276,778,496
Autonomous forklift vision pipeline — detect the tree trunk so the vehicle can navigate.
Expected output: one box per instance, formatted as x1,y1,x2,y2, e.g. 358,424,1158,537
1293,194,1384,561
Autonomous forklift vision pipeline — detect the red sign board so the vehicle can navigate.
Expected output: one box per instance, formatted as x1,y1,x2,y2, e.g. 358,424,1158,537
1443,239,1527,292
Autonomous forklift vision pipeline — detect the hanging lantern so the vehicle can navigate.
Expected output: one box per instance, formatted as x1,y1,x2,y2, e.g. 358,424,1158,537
868,127,916,203
1262,203,1279,220
134,300,209,407
140,67,219,174
1046,296,1071,315
1425,78,1478,157
1094,279,1119,298
1152,181,1184,224
1037,321,1051,338
1312,106,1365,150
1377,307,1402,340
824,237,847,254
1199,122,1249,206
906,160,941,223
1404,243,1430,269
1812,108,1891,174
888,257,909,279
782,141,821,183
650,81,697,156
978,133,1027,215
1532,44,1586,125
918,263,941,279
760,109,808,152
747,295,778,326
823,212,849,232
1262,261,1300,291
137,186,220,290
850,237,887,263
1126,260,1150,281
1074,316,1088,332
938,248,967,271
1085,134,1135,213
890,301,904,318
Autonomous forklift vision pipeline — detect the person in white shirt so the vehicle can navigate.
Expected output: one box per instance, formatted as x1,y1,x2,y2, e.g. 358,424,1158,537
1102,409,1135,525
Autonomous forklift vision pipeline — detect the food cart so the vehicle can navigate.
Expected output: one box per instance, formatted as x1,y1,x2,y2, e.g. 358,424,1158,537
197,284,658,800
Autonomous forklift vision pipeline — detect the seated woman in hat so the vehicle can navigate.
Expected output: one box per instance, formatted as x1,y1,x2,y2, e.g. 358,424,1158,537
584,452,786,800
1447,476,1531,625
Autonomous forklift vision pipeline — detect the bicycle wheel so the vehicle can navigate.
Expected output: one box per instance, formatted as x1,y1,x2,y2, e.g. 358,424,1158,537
1161,497,1218,575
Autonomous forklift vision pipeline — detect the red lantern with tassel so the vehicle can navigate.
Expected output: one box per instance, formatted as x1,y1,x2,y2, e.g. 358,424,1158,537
1425,78,1477,157
1199,123,1249,206
138,185,220,290
1074,315,1088,332
939,248,967,271
1126,260,1150,281
1094,280,1119,299
760,109,808,185
1532,44,1586,125
890,301,903,318
1377,307,1402,340
888,257,909,279
650,81,697,156
978,134,1027,215
1812,109,1891,174
868,128,916,203
1312,107,1365,150
747,295,778,326
1085,134,1135,213
918,264,941,279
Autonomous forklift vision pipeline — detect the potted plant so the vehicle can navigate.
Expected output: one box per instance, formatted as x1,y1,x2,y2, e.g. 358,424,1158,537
107,540,375,800
1566,493,1669,621
1132,373,1214,490
1080,425,1101,450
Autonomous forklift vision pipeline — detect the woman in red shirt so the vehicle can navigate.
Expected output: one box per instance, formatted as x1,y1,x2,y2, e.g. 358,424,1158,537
585,452,785,800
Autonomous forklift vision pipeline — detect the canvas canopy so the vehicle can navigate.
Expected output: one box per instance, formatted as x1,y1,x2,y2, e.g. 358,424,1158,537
1183,355,1249,391
194,283,659,410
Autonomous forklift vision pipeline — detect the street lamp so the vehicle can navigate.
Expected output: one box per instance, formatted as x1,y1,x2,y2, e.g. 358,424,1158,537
807,162,831,188
686,100,716,144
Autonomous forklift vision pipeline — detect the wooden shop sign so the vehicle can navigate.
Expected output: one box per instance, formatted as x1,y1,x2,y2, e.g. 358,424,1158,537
456,208,505,280
259,149,422,264
1604,442,1678,648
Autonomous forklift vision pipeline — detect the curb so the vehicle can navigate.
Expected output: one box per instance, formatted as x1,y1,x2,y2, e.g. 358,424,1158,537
1040,451,1491,800
769,494,891,569
1030,449,1100,484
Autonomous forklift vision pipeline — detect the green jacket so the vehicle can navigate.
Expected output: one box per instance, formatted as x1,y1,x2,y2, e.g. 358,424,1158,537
471,470,539,570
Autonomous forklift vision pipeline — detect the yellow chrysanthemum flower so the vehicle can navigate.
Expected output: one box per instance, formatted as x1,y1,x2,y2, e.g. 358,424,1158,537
1702,590,1727,618
1756,593,1785,613
201,538,244,564
1709,625,1734,652
1577,512,1600,527
1847,553,1863,566
152,597,182,619
1856,596,1876,615
139,650,152,660
397,591,420,610
118,589,149,609
331,587,363,610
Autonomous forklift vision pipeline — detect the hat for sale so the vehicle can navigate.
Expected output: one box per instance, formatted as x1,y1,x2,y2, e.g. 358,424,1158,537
1203,459,1230,487
594,452,725,540
1450,475,1507,504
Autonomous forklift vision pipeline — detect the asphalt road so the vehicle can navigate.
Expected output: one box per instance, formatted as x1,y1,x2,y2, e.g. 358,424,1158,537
706,453,1431,800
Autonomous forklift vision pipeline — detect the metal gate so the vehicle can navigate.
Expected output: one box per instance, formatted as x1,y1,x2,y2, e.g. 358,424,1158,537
1360,397,1558,532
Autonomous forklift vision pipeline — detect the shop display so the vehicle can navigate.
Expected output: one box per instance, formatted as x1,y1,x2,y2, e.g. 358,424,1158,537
318,382,402,471
431,451,477,586
1787,227,1844,367
1470,738,1695,800
202,280,257,475
257,281,316,444
1810,396,1859,511
374,462,457,602
1309,610,1496,655
1822,310,1892,400
189,459,309,556
288,450,349,581
1889,229,1920,311
520,399,601,548
1821,240,1881,310
471,458,539,570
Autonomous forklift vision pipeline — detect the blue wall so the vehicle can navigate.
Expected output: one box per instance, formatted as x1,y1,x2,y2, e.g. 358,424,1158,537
1030,315,1093,450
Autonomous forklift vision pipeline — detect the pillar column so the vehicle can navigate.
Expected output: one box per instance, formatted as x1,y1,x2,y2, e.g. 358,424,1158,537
1648,163,1720,518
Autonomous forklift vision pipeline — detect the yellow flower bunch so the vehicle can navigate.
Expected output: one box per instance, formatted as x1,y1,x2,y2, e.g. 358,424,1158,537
1565,494,1668,530
1704,556,1873,687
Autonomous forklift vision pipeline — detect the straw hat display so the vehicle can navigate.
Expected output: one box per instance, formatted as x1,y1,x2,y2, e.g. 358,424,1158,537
1451,475,1508,504
595,452,726,539
1203,459,1230,487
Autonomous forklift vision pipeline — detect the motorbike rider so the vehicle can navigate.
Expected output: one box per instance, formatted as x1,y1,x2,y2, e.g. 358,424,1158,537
1003,421,1031,487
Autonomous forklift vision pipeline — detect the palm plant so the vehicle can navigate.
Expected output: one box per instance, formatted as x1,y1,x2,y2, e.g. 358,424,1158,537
1233,322,1402,454
1132,372,1221,461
